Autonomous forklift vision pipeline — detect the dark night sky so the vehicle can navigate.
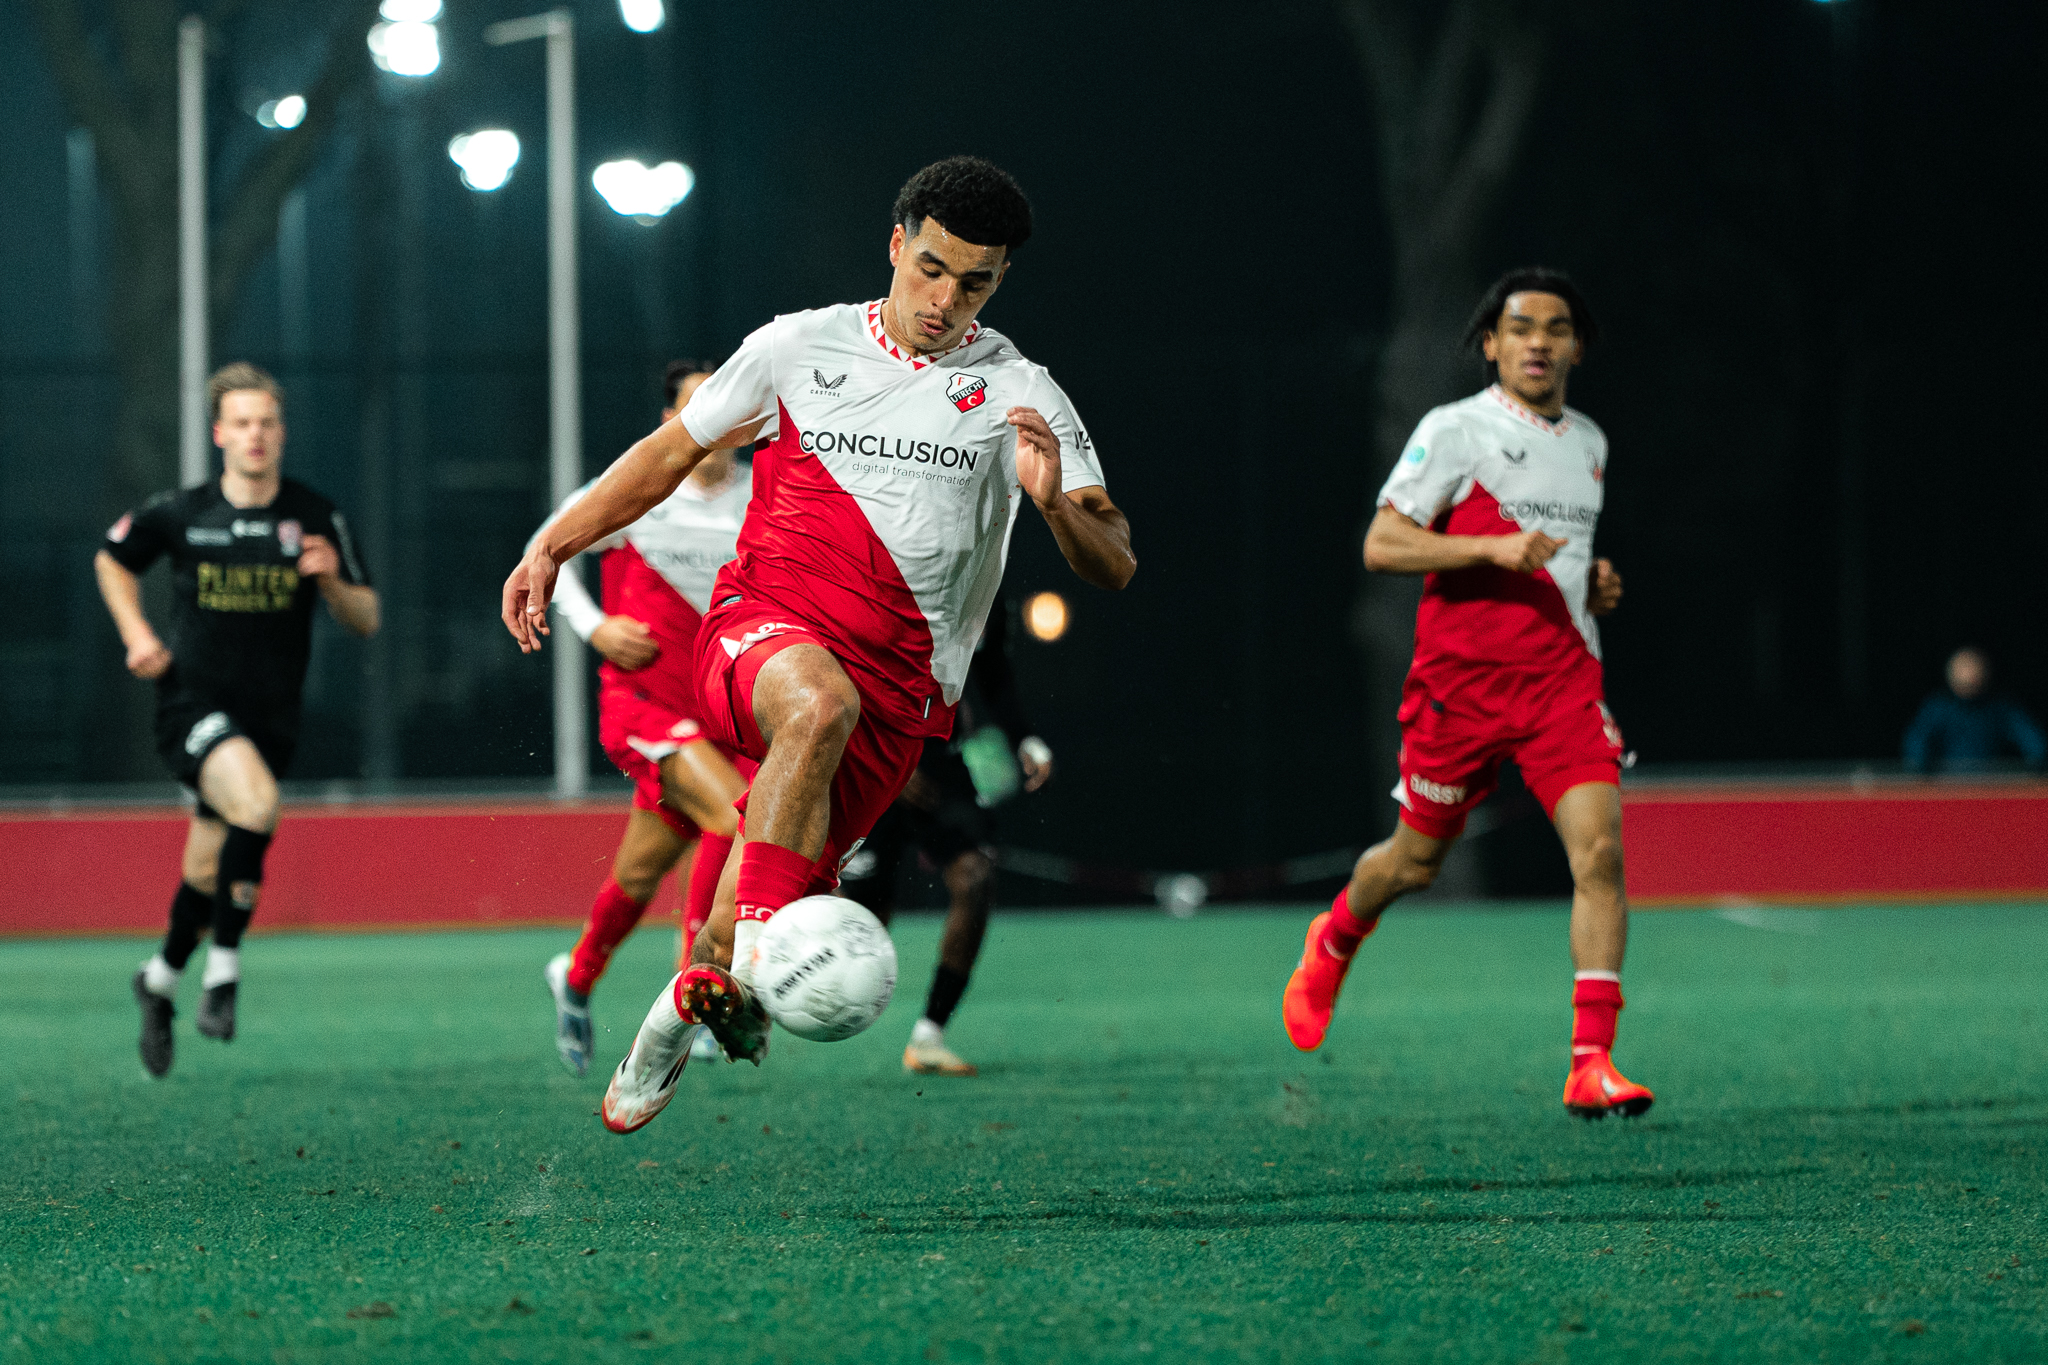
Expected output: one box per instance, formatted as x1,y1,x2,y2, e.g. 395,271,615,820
0,0,2041,888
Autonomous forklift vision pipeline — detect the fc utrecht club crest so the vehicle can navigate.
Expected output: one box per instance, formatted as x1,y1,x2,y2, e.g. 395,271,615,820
945,372,987,413
278,520,303,556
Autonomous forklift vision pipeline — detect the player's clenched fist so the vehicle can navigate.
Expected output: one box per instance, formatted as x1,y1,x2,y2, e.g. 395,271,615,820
1007,406,1062,510
1589,557,1623,615
296,533,340,578
1486,528,1569,575
502,547,560,654
126,635,173,680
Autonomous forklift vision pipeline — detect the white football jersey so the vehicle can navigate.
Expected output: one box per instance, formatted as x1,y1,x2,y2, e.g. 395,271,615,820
1378,385,1608,665
546,465,752,638
678,300,1106,736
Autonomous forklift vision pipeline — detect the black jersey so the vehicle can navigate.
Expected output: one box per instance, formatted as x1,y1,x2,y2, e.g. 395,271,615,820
102,478,370,716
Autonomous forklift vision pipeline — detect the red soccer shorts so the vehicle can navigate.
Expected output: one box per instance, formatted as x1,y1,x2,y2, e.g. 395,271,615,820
1393,662,1624,839
599,683,718,841
693,601,924,891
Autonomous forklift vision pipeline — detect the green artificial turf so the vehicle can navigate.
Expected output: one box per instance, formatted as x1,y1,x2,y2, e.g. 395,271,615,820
4,904,2047,1364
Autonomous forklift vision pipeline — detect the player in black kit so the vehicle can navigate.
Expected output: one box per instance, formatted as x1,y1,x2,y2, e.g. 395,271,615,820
96,363,379,1077
840,596,1053,1077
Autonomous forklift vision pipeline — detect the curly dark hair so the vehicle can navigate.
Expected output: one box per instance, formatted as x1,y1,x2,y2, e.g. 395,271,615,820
890,156,1033,253
662,358,714,409
1462,268,1600,378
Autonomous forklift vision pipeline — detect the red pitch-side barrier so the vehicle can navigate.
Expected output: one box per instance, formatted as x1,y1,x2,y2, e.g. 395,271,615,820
3,782,2045,936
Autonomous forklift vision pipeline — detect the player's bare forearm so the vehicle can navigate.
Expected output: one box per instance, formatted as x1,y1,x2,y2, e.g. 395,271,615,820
1041,487,1135,590
541,422,714,564
1363,506,1564,576
93,550,154,647
320,580,381,637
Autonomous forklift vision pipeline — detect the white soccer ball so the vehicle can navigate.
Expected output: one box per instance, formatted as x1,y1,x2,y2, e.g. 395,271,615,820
751,895,897,1042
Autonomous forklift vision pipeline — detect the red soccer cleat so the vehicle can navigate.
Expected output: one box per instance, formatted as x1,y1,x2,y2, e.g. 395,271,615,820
679,964,771,1066
1282,911,1357,1051
1562,1051,1655,1120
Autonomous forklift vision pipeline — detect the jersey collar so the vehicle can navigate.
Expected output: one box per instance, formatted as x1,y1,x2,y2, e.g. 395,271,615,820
1487,384,1574,435
865,299,982,372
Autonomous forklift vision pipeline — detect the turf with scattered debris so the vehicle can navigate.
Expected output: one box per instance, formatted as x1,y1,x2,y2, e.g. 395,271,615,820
4,904,2047,1363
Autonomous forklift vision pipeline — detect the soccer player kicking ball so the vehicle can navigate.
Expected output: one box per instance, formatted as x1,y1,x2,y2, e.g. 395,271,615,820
535,361,754,1075
502,157,1136,1132
97,363,380,1077
1283,269,1653,1120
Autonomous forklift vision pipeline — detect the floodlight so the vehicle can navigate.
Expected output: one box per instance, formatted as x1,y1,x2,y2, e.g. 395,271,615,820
619,0,665,32
592,159,695,221
1023,591,1069,642
379,0,442,19
255,94,306,129
368,20,440,76
449,130,521,191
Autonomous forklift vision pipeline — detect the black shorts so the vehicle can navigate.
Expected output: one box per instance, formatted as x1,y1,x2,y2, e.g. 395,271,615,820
154,692,297,818
842,743,993,915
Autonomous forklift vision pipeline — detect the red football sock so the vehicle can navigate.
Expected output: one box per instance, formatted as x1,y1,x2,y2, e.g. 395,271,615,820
682,831,733,963
1571,974,1624,1066
735,839,814,924
567,877,650,995
1321,887,1381,959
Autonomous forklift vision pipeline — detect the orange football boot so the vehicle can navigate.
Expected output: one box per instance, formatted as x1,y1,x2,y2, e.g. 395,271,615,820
1282,911,1357,1051
1562,1051,1655,1120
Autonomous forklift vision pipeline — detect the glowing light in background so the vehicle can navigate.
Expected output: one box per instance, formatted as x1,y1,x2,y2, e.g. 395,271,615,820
1023,591,1070,642
448,130,521,191
619,0,665,33
254,94,306,129
368,1,441,76
592,159,694,221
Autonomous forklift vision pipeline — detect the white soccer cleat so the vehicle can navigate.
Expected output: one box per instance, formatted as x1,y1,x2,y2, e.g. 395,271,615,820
689,1027,725,1062
601,977,698,1134
544,952,594,1077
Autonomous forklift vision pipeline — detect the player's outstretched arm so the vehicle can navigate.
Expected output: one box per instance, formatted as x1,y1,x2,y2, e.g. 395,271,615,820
501,415,763,652
1009,406,1135,591
1363,506,1565,577
93,550,172,679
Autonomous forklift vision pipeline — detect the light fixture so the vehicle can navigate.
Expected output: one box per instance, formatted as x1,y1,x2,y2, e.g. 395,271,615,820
619,0,665,33
448,130,520,191
368,0,440,77
592,159,694,222
255,94,306,129
1023,591,1069,642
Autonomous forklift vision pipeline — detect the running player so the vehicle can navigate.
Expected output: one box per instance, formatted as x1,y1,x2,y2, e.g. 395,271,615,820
843,595,1055,1077
501,156,1136,1133
537,361,754,1075
99,362,379,1077
1281,268,1653,1120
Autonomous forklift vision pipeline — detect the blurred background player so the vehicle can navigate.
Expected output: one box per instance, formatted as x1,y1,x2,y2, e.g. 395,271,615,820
1902,647,2045,774
535,361,754,1074
98,363,379,1077
503,155,1136,1134
840,593,1055,1076
1281,269,1653,1120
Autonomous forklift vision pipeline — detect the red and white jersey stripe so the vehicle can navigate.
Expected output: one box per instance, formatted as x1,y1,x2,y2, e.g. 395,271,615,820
678,301,1106,738
1378,385,1609,676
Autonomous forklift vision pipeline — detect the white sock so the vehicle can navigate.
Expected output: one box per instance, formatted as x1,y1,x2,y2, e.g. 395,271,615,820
731,920,764,987
202,947,240,988
142,955,180,998
1574,969,1621,983
909,1017,944,1048
640,974,687,1040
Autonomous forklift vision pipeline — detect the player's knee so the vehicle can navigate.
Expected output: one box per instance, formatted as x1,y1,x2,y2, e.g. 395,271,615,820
784,683,860,749
181,859,218,896
1569,833,1624,890
946,850,993,902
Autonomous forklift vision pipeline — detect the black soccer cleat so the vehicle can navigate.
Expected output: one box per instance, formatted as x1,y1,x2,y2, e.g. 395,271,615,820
196,981,237,1042
132,971,175,1077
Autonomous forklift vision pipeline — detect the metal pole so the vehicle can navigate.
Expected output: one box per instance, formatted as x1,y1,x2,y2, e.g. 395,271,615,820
546,12,586,797
177,16,208,488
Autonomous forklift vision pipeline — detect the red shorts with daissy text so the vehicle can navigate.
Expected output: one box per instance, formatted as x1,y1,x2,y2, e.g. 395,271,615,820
1393,659,1624,840
693,601,925,893
598,684,756,841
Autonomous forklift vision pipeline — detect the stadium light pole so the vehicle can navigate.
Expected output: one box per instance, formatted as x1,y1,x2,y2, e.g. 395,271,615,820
178,16,208,489
485,10,587,799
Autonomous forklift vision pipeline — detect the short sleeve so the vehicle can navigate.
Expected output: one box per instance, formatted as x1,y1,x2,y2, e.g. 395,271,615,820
1031,372,1105,494
102,493,176,573
1376,408,1473,525
325,508,372,586
679,320,778,448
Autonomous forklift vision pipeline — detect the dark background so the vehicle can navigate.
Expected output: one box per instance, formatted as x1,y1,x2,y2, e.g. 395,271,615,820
1,0,2040,897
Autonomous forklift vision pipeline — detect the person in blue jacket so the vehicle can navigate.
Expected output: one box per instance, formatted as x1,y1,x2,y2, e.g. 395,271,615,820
1902,647,2046,773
